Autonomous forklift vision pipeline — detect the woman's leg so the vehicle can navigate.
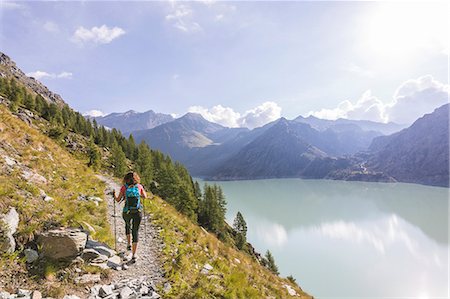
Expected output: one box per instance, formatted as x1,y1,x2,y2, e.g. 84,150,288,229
131,212,142,258
123,212,132,249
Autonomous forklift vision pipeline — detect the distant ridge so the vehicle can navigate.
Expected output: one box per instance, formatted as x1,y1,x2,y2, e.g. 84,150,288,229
94,109,174,134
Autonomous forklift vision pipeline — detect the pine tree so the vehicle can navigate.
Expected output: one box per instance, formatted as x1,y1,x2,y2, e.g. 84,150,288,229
136,141,153,187
194,181,202,201
233,211,247,250
88,138,101,170
24,93,35,111
199,184,226,235
110,140,127,177
265,250,279,275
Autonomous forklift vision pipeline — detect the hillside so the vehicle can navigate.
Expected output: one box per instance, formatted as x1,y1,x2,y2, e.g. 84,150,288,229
367,104,449,187
94,110,174,134
0,51,312,298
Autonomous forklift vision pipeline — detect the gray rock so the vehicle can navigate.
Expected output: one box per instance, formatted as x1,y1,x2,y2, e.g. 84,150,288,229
85,240,116,257
119,287,134,299
107,255,121,268
31,291,42,299
98,285,114,298
82,248,107,263
62,296,81,299
17,289,32,297
139,286,149,295
21,168,47,184
203,263,213,271
37,228,87,260
0,207,19,253
24,248,39,263
148,292,161,299
74,273,101,285
0,291,11,299
163,283,171,294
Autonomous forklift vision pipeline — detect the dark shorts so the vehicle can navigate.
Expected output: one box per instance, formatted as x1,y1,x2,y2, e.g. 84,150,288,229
122,211,142,243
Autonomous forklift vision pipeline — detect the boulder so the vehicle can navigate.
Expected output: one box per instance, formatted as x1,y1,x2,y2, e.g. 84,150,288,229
0,207,19,253
24,248,39,263
37,228,87,260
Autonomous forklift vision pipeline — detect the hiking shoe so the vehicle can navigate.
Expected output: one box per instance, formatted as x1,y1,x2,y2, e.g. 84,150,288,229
127,244,131,251
131,255,137,263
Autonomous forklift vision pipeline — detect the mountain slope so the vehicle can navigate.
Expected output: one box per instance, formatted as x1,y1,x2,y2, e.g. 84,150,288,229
94,110,174,134
367,104,449,187
295,115,405,135
210,118,353,180
133,113,248,163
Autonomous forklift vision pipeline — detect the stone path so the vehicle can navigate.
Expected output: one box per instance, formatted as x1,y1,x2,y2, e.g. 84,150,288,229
96,175,165,287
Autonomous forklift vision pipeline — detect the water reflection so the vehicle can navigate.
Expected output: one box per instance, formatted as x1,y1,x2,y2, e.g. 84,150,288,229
201,178,449,298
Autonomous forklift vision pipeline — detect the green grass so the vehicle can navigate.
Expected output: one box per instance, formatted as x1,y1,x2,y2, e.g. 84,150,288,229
0,105,113,295
142,196,313,299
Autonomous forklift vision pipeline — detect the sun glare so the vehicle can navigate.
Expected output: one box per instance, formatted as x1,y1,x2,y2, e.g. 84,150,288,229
363,2,448,62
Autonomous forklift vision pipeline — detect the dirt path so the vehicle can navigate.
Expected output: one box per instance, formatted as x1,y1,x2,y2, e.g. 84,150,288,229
97,174,164,285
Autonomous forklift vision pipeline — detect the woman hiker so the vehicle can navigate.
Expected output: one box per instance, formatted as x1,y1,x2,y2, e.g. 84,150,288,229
113,171,147,262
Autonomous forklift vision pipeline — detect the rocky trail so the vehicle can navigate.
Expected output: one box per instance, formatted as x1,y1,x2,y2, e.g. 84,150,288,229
92,174,166,297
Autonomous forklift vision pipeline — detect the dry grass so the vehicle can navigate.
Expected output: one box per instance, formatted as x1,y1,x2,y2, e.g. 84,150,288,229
0,105,112,296
143,196,313,299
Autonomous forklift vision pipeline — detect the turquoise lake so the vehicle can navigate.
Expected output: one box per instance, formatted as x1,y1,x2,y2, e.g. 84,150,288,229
200,178,449,299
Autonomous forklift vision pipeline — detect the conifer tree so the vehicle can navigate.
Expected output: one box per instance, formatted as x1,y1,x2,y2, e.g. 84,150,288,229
265,250,279,275
110,140,127,177
88,138,101,170
233,211,247,249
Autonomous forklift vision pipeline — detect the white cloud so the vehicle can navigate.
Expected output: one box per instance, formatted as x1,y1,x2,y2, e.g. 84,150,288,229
240,102,282,129
188,101,282,129
71,25,125,45
166,2,202,33
83,110,105,117
172,74,180,80
309,75,449,124
189,105,241,127
26,71,73,80
0,1,26,10
43,21,59,33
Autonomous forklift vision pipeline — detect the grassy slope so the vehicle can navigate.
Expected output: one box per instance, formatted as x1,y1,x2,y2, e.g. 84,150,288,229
143,195,313,299
0,104,112,295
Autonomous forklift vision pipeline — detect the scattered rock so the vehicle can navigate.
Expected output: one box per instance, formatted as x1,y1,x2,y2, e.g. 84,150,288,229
119,286,134,299
24,248,39,263
82,248,106,263
234,258,241,264
31,291,42,299
0,291,10,299
37,228,87,260
99,285,114,298
0,207,19,254
200,263,213,275
163,282,171,294
21,168,47,185
63,295,81,299
283,284,298,296
17,289,32,297
74,273,101,285
85,240,116,257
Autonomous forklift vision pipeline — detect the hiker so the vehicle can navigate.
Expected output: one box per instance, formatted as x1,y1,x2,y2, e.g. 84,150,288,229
113,171,147,262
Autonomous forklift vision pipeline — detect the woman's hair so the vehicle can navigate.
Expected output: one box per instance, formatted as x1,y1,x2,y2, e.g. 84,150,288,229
123,172,140,185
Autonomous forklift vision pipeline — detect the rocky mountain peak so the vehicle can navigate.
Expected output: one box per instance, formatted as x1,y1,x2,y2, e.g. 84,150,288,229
0,51,66,106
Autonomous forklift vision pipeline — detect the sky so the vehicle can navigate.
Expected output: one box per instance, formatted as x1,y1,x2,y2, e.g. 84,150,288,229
0,0,449,129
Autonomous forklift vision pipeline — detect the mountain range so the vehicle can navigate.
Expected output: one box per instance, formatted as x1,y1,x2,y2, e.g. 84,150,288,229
94,110,174,134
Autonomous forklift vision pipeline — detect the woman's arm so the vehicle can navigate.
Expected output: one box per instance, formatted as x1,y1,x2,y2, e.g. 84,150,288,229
113,188,125,202
140,184,147,199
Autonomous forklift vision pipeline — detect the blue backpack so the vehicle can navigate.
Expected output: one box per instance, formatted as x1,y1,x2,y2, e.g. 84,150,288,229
124,184,141,213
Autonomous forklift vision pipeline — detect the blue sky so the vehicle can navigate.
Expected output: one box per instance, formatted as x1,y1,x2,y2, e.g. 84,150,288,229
1,1,448,128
